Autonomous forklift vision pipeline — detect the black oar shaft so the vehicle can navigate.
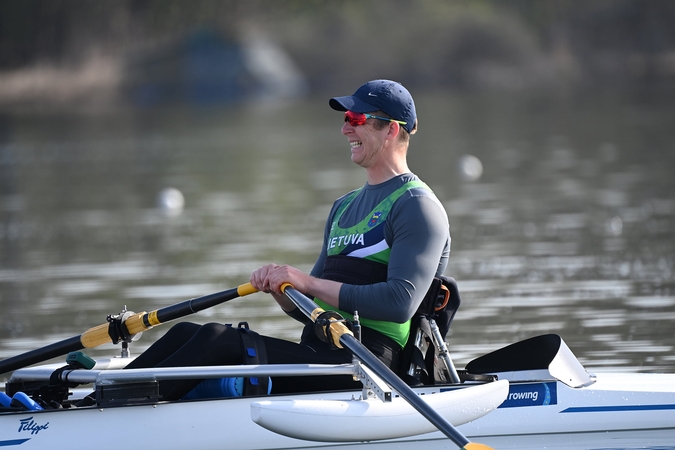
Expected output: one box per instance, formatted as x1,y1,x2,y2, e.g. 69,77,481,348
0,283,257,376
126,283,257,333
156,283,257,324
0,336,83,376
282,284,488,450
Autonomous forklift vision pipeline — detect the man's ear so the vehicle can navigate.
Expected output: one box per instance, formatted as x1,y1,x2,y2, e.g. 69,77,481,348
386,121,401,140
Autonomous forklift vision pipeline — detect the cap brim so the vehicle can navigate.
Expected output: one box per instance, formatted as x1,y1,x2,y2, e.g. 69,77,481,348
329,95,378,113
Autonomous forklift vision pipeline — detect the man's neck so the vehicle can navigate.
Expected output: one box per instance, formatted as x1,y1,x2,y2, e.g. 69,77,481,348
366,164,410,185
361,139,410,184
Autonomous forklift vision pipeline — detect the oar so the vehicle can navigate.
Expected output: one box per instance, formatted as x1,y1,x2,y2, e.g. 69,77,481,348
0,283,258,375
281,283,493,450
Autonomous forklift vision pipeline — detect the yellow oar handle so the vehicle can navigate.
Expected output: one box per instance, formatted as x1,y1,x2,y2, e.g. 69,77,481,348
238,282,258,296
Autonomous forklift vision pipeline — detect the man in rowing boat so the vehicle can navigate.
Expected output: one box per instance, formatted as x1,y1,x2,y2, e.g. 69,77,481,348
123,79,451,400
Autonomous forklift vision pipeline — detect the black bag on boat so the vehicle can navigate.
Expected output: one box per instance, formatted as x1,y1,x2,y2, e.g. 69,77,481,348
183,322,271,399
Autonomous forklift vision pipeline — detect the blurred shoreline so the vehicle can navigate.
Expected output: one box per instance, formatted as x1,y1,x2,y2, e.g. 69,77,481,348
2,1,675,113
1,49,674,115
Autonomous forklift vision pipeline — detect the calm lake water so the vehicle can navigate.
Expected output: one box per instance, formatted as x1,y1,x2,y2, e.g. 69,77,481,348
1,85,674,381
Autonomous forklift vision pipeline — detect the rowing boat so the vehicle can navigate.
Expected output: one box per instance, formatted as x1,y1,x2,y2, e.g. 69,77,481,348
1,358,506,449
1,333,674,449
1,282,674,449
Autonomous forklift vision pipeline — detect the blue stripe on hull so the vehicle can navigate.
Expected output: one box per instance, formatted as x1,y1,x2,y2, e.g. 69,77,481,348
0,439,30,447
562,404,675,413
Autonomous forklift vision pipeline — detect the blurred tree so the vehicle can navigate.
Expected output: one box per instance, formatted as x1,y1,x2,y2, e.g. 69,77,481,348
0,0,67,68
1,0,674,87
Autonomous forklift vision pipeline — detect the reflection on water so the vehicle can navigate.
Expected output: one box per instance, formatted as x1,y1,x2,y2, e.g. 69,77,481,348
0,87,674,377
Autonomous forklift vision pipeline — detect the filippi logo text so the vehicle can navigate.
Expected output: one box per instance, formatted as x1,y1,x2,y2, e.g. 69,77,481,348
18,417,49,435
499,382,557,408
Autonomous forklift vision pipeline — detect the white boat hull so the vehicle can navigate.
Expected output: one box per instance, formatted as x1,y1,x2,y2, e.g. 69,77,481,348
0,383,506,449
2,334,675,449
3,371,675,449
459,372,675,438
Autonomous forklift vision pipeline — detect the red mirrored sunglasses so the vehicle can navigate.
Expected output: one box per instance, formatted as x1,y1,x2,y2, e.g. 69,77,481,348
344,110,407,127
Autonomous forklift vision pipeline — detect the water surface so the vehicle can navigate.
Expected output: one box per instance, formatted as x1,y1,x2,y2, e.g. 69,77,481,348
1,86,673,377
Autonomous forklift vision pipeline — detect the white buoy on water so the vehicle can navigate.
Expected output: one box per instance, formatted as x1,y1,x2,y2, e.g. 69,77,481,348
458,154,483,182
158,187,185,216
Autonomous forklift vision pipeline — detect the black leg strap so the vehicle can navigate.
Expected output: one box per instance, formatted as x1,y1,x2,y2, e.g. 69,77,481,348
236,322,270,396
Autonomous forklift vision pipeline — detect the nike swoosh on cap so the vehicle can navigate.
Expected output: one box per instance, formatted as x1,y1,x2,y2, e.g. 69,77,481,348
368,92,377,97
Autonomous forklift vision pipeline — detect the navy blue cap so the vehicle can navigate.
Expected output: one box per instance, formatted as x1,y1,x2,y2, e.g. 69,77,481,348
329,80,417,133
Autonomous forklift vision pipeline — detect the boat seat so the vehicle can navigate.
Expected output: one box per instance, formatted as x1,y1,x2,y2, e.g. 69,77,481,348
398,275,461,386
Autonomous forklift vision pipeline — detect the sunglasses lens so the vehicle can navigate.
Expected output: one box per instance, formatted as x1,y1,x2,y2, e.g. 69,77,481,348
344,111,367,126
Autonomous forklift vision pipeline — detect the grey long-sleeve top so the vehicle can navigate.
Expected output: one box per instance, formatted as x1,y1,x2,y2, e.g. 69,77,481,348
309,173,451,324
